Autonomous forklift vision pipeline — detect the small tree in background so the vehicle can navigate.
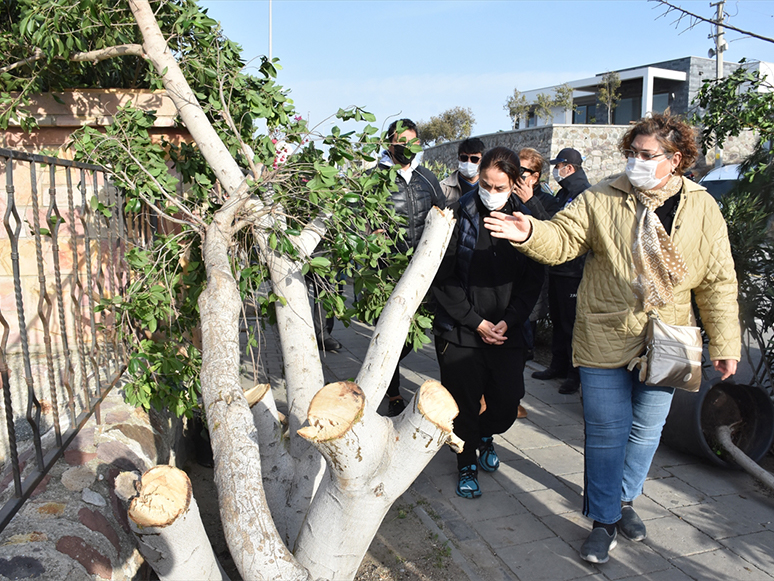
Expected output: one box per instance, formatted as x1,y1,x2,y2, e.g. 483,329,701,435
598,71,621,124
504,87,530,128
552,83,576,122
416,106,475,145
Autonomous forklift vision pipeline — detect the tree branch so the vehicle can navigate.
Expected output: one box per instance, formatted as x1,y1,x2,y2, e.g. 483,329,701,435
355,206,455,411
0,44,145,75
651,0,774,44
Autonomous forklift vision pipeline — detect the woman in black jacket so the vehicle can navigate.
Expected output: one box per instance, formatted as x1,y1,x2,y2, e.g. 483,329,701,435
432,147,544,498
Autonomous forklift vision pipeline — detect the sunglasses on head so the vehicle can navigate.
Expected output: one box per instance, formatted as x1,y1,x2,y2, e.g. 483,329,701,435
459,154,481,164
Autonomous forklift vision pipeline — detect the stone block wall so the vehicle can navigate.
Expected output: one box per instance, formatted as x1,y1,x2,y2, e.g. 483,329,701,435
424,124,757,185
0,384,188,581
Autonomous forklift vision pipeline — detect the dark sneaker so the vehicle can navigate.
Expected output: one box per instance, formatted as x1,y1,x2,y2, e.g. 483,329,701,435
532,367,568,380
386,397,406,417
618,506,647,541
580,527,617,564
478,436,500,472
456,465,482,499
318,335,342,352
558,377,580,394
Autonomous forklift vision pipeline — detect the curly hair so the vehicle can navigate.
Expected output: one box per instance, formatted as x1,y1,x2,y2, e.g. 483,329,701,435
619,113,698,175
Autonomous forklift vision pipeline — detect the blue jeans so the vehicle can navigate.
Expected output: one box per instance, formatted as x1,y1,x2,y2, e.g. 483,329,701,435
579,366,675,524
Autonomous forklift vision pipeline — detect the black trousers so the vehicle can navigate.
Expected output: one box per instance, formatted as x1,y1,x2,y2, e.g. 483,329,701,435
435,338,526,468
548,274,581,380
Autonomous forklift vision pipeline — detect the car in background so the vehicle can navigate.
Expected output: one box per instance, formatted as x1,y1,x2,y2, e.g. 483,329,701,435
698,163,742,200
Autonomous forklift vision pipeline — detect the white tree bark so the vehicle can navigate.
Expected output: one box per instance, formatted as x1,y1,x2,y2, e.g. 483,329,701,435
294,380,461,580
356,207,455,411
128,465,229,581
128,3,310,579
124,3,458,579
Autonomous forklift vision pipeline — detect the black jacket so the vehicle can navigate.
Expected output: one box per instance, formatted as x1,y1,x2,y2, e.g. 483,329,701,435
550,168,591,278
432,191,544,349
379,163,445,254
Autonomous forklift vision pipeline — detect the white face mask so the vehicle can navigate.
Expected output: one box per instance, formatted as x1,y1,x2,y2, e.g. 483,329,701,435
478,185,510,211
458,160,479,179
625,157,663,190
552,167,565,183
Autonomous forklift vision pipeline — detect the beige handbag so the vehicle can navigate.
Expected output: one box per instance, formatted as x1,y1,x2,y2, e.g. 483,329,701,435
629,313,703,392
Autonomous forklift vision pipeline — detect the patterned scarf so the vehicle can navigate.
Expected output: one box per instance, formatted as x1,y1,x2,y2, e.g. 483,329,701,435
631,175,687,312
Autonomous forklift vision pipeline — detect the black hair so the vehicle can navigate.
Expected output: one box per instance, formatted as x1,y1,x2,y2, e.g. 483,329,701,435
458,137,485,156
480,146,521,185
387,118,418,142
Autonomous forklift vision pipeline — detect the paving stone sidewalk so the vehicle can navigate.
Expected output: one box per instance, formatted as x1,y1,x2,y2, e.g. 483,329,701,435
252,316,774,581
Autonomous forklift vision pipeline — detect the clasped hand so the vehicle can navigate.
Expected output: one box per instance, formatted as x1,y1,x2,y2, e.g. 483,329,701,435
477,320,508,345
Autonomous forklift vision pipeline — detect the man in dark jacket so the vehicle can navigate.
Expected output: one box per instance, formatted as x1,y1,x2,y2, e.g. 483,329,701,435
532,147,590,394
378,118,445,416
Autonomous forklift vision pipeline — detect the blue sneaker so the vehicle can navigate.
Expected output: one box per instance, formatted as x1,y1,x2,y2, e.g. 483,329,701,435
478,436,500,472
456,465,482,498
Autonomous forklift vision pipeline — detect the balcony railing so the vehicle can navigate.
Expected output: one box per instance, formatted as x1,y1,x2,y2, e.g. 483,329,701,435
0,147,142,530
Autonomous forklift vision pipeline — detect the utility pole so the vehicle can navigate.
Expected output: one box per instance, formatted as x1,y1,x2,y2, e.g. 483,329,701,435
268,0,273,61
709,0,726,167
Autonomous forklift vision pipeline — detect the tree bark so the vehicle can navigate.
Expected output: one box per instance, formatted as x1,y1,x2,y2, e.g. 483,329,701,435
356,207,455,411
294,379,461,580
128,465,229,581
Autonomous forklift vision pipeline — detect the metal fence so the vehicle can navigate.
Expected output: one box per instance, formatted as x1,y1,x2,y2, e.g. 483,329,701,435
0,147,140,530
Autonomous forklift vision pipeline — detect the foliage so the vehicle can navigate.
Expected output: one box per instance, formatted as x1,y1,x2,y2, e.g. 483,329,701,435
503,88,529,129
553,83,576,115
694,63,774,394
693,63,774,154
416,106,475,145
424,160,452,182
597,71,621,123
0,0,434,417
533,84,576,124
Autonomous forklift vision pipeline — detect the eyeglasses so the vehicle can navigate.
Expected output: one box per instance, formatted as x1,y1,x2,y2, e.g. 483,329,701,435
520,166,538,176
459,154,481,163
623,149,672,161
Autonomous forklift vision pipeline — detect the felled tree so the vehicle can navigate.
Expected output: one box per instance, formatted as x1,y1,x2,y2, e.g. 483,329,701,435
0,1,458,579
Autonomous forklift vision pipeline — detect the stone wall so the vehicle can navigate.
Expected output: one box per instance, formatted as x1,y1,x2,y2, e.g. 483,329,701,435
0,384,189,580
424,124,758,185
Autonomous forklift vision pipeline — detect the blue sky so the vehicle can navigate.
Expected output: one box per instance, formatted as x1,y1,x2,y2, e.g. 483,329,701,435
199,1,774,136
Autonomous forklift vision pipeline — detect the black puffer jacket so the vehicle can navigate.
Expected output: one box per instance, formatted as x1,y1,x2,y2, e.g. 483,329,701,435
379,163,446,253
550,168,591,278
432,192,544,348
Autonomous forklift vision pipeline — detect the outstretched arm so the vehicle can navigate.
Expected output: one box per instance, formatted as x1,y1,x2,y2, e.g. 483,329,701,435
483,211,533,243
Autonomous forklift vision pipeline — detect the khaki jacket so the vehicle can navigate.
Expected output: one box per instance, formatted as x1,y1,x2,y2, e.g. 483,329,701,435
517,174,740,368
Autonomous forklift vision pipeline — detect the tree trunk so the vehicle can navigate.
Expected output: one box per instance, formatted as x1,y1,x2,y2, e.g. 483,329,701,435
128,465,229,581
294,380,461,580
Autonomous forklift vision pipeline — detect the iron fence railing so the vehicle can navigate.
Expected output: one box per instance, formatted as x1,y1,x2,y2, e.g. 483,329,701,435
0,147,141,531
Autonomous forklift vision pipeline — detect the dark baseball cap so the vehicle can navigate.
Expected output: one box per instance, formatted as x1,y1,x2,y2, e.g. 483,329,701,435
550,148,583,166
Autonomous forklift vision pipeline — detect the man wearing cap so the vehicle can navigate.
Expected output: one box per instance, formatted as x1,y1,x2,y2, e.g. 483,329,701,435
531,147,590,395
440,137,486,205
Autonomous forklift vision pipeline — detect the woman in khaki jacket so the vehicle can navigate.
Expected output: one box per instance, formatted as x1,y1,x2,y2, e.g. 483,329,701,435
483,114,740,565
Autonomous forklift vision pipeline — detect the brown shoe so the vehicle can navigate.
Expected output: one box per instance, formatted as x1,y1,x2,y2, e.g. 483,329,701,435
517,404,527,419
